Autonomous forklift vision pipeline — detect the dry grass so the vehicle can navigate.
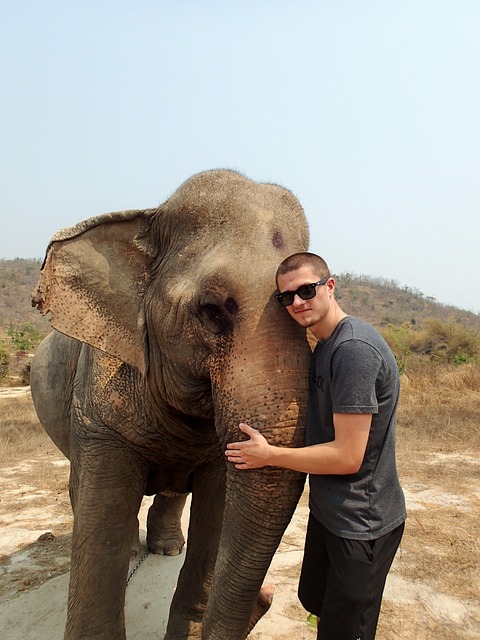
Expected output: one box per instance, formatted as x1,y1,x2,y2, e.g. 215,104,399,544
398,362,480,457
0,390,55,462
385,362,480,639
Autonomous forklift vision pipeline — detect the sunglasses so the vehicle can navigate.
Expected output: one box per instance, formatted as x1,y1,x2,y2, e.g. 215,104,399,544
275,277,329,307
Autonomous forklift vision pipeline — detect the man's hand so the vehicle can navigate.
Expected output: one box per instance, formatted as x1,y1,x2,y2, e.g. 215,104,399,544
225,423,273,469
225,414,372,475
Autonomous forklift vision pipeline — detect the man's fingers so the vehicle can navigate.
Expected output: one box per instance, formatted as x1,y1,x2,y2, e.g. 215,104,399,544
226,441,246,450
239,422,257,435
226,423,258,450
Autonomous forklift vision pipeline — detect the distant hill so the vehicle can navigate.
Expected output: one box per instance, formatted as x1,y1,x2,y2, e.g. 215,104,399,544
1,258,479,335
0,259,50,332
335,272,480,332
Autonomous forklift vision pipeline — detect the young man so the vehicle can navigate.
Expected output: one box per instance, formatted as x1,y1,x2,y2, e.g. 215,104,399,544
225,252,406,640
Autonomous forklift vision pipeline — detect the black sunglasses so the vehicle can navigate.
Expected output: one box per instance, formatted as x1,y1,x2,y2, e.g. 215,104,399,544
275,277,329,307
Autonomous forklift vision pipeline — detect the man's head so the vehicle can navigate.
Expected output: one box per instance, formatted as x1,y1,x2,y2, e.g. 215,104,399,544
275,252,330,288
275,253,339,338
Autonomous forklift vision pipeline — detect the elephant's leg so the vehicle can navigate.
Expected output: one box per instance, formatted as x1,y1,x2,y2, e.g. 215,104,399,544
130,517,143,558
66,438,147,640
164,460,226,640
247,584,275,633
147,492,188,556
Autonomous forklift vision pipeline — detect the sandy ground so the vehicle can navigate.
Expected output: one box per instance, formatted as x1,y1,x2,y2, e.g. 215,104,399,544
1,388,479,639
0,486,313,640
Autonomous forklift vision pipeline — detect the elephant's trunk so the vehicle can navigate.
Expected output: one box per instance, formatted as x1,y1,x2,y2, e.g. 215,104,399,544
201,312,310,638
202,466,305,638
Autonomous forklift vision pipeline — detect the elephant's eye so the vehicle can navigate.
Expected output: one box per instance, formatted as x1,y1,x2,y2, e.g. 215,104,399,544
224,297,239,315
200,303,232,336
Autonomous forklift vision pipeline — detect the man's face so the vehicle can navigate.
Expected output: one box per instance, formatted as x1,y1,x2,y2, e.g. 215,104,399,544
276,266,332,329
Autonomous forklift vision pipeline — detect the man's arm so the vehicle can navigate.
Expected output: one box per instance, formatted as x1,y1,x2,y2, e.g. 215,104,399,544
225,413,372,475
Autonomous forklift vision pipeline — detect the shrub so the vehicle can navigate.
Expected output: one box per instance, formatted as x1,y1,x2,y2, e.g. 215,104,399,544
21,360,31,385
7,322,46,352
409,319,480,363
380,323,413,367
381,319,480,371
0,342,10,379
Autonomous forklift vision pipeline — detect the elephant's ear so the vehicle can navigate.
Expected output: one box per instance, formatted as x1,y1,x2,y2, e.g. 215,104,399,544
32,210,151,375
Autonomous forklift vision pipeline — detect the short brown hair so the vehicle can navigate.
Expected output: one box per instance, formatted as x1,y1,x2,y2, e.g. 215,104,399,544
276,252,330,286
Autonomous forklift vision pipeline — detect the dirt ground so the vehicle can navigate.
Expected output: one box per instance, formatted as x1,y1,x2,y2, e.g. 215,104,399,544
0,387,479,639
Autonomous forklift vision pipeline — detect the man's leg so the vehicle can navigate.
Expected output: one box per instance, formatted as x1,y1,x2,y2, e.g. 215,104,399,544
317,522,404,640
298,513,329,617
362,523,405,639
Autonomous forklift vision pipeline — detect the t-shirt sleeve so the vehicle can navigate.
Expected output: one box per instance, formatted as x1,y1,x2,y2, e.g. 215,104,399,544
330,339,383,414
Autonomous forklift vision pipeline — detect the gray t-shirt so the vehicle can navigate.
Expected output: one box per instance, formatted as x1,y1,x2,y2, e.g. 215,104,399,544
307,316,406,540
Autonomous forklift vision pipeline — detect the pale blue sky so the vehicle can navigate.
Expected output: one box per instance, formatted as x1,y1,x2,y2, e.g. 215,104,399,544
1,1,479,312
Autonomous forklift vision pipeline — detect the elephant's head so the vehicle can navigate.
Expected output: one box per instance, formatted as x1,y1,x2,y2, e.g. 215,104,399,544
32,169,311,638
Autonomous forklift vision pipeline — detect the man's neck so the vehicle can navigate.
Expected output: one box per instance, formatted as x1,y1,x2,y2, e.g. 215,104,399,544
311,303,347,342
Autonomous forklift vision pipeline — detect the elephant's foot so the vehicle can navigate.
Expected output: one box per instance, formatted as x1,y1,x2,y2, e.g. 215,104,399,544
165,584,275,639
130,517,142,558
147,493,187,556
147,529,185,556
247,584,275,633
164,612,202,639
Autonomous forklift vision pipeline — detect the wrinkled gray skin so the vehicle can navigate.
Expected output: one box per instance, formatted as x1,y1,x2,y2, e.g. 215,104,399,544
30,169,311,640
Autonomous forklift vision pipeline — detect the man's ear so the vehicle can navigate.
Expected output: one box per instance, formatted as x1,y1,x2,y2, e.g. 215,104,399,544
32,210,151,374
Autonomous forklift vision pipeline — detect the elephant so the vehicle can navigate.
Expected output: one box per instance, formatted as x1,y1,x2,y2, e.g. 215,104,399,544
30,169,311,640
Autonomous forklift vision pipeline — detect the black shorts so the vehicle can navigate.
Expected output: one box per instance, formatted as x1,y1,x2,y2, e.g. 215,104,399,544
298,513,404,640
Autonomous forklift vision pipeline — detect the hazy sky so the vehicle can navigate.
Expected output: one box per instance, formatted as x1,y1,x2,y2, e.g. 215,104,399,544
1,1,479,313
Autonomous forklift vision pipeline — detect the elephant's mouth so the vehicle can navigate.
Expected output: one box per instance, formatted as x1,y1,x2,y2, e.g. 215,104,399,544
187,389,215,419
164,379,215,420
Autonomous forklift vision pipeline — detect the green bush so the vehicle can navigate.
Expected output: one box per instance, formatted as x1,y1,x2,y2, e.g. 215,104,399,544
380,323,413,359
381,319,480,370
0,343,10,379
7,322,46,352
410,319,480,363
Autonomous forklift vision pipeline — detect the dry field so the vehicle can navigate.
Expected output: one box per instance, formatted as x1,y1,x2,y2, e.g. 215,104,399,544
0,364,479,639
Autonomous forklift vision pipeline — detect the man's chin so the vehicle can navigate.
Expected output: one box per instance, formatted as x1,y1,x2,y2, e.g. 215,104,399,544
294,312,318,328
